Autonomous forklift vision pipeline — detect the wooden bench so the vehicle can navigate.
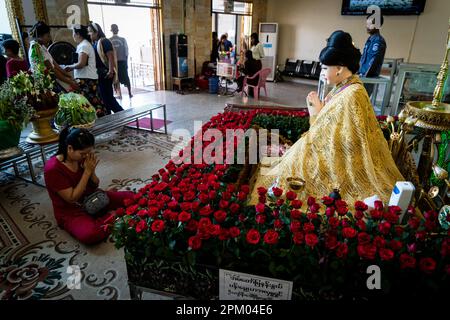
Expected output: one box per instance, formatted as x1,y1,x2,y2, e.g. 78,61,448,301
0,104,167,186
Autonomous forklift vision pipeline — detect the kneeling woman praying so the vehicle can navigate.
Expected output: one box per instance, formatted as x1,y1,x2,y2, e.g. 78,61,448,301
44,127,133,244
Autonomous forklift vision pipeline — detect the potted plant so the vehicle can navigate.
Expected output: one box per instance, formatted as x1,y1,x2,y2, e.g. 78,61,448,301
9,71,59,144
0,80,35,158
54,93,97,129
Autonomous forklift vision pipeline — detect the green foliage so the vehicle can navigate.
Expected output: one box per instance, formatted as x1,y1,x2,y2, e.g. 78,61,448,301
251,113,310,142
54,93,97,127
0,81,35,130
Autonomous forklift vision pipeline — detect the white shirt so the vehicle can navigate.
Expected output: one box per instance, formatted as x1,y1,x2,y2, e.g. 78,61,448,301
251,43,265,60
74,40,98,80
28,40,54,72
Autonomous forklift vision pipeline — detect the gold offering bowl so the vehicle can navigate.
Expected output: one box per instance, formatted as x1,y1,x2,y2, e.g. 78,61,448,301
403,101,450,131
287,177,306,192
26,108,60,144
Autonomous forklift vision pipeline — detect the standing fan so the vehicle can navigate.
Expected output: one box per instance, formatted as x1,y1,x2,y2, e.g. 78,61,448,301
48,41,77,65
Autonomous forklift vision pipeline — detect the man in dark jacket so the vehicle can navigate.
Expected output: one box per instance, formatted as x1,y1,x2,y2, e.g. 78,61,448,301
359,13,386,96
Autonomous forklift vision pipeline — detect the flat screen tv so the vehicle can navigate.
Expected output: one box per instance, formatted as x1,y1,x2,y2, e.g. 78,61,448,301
342,0,426,15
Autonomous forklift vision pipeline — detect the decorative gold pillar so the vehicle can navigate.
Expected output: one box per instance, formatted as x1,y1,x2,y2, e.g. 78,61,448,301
32,0,49,23
5,0,25,42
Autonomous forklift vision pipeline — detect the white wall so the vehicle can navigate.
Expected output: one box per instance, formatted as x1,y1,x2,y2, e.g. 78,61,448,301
0,0,12,34
266,0,450,65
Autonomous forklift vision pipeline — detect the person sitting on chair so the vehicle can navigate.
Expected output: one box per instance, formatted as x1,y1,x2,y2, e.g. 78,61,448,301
236,50,260,96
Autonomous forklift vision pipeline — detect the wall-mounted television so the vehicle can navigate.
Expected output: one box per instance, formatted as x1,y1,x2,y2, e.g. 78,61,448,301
342,0,426,16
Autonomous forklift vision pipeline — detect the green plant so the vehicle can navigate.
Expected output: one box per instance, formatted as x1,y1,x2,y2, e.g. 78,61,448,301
54,93,97,127
0,81,35,130
252,113,310,142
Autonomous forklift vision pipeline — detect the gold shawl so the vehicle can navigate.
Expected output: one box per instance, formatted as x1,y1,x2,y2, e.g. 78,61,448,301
249,75,404,205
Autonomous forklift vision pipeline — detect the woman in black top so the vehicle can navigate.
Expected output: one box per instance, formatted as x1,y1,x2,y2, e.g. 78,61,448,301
87,22,123,114
236,50,260,95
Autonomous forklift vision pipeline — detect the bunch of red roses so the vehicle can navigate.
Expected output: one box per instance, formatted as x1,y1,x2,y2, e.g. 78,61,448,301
109,110,449,297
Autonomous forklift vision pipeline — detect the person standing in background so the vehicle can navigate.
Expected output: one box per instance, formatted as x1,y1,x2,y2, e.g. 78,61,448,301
359,13,386,97
110,24,132,98
250,33,264,72
2,39,29,78
210,32,219,63
88,22,124,115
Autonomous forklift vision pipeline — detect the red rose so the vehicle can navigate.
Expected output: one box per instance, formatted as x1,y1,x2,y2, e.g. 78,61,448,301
208,224,221,237
374,236,386,248
384,212,399,225
264,229,279,245
135,220,147,233
307,196,316,206
199,205,213,216
370,209,383,220
272,209,279,218
337,205,348,216
219,200,230,209
272,187,283,197
124,198,134,207
419,257,436,274
335,200,347,208
148,207,159,218
240,185,250,194
290,220,301,232
183,191,196,201
356,220,367,231
229,203,240,214
291,200,303,209
336,243,349,258
137,209,149,217
342,227,357,239
325,235,338,250
115,208,125,217
151,220,165,233
276,199,285,206
229,226,240,238
379,248,394,261
180,202,192,211
256,203,266,214
239,214,246,222
191,201,201,212
358,232,371,245
292,232,304,245
198,193,209,203
286,191,297,201
274,219,283,229
399,253,416,269
329,217,340,229
374,200,384,210
355,210,364,220
307,213,318,221
188,236,202,250
354,201,368,211
389,239,403,251
310,203,321,214
257,187,267,196
246,229,261,245
238,192,248,201
258,195,267,204
208,190,217,200
322,196,334,206
256,214,267,225
126,204,139,215
305,233,319,248
138,198,147,206
178,211,191,223
290,209,302,219
303,222,315,233
378,221,391,235
219,229,230,241
424,210,438,221
214,210,227,223
325,207,335,217
357,243,377,260
408,217,421,229
185,219,198,232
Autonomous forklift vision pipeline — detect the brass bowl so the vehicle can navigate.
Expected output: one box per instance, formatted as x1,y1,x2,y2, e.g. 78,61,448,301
403,101,450,131
287,177,305,192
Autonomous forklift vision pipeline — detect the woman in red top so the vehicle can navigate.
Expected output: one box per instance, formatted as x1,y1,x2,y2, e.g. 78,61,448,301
2,39,29,78
44,127,133,244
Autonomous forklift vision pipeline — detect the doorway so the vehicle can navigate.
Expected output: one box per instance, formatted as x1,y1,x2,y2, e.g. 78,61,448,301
87,0,164,91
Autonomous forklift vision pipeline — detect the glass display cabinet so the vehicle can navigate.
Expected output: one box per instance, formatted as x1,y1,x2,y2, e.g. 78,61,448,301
391,63,450,115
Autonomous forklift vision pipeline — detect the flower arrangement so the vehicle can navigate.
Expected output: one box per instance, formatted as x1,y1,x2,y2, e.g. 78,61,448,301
108,110,449,299
0,80,35,131
54,93,97,128
9,71,58,112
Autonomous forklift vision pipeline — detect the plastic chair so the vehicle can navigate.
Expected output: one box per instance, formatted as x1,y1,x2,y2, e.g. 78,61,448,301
242,68,271,100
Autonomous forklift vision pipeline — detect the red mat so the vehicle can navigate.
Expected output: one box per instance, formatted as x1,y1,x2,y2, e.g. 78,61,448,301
127,117,172,130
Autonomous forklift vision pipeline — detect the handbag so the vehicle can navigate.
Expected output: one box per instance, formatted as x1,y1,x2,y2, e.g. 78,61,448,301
82,190,110,216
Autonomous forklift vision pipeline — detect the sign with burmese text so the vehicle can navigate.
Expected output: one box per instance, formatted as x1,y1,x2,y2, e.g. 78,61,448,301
219,269,293,300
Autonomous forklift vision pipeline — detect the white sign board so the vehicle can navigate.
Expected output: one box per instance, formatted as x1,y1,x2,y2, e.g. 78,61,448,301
219,269,293,300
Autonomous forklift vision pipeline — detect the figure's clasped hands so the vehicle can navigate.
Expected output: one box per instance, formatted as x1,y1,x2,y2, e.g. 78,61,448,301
83,153,99,176
306,91,323,116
